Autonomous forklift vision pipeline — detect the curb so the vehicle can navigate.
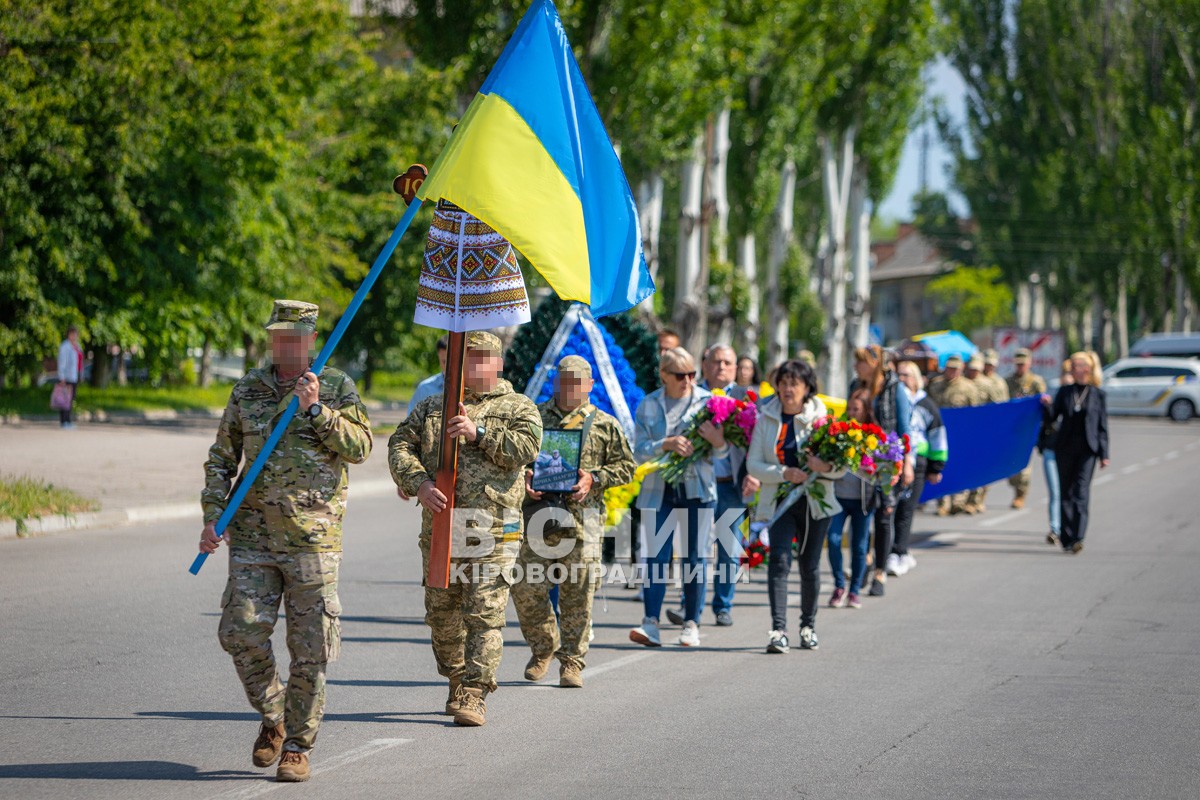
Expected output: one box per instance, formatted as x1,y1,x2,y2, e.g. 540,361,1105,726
2,400,409,426
0,479,400,540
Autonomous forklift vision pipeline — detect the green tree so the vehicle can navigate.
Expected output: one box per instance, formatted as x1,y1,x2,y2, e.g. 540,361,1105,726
926,265,1014,333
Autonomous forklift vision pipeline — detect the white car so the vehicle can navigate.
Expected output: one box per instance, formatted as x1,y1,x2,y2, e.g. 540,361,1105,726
1102,358,1200,421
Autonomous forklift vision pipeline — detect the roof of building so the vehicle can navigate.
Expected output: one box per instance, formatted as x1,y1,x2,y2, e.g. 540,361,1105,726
870,224,955,283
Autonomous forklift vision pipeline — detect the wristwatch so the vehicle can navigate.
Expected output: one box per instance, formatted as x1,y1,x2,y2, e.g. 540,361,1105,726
308,402,323,418
475,424,487,442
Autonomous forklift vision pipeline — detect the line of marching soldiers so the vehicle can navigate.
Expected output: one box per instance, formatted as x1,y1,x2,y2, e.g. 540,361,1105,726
926,348,1046,515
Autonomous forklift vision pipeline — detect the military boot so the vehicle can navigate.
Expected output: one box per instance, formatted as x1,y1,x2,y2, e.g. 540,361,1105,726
276,751,310,782
559,662,583,689
444,676,463,716
452,686,487,727
524,653,552,682
252,722,285,767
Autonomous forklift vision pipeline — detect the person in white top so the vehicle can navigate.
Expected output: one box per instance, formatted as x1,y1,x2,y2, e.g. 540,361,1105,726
56,326,83,428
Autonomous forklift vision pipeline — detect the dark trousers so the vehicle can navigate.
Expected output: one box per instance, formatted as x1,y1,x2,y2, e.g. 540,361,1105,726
1056,447,1097,546
59,382,77,425
872,488,897,573
767,496,830,632
892,463,927,556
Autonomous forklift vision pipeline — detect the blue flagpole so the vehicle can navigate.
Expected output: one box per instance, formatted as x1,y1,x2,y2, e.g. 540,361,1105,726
189,197,425,575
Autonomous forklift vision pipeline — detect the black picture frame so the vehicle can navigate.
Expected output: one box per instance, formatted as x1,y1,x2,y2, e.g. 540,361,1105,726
531,428,584,493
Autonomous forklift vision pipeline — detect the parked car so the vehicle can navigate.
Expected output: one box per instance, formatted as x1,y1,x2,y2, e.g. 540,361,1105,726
1129,332,1200,360
1102,357,1200,421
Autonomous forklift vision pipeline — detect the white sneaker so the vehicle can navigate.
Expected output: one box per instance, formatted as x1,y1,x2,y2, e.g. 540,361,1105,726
678,620,700,647
766,630,790,654
885,552,904,576
901,553,917,573
629,617,661,647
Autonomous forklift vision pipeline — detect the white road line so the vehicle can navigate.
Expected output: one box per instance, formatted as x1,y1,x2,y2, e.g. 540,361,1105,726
1145,457,1162,466
1093,474,1115,487
205,738,412,800
1120,464,1142,475
585,651,653,677
1164,450,1180,461
980,509,1028,528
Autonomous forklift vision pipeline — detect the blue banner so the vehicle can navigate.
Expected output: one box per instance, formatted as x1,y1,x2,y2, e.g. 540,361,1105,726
919,396,1043,502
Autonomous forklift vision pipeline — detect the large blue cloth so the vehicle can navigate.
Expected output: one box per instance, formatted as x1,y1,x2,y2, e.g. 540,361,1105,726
920,396,1043,502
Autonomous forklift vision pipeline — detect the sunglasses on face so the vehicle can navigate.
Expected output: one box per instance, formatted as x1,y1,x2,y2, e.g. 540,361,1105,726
664,370,696,380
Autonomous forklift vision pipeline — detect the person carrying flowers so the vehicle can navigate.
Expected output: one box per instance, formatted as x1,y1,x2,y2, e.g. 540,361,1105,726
746,359,845,654
628,347,728,648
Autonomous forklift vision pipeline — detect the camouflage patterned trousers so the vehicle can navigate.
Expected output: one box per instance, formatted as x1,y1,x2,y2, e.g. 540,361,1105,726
218,549,342,753
510,530,602,671
420,534,518,694
1009,464,1033,498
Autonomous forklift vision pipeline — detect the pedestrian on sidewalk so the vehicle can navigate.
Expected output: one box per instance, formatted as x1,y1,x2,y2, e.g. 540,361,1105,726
1042,352,1109,553
747,359,843,654
512,356,634,689
199,299,373,783
55,326,83,428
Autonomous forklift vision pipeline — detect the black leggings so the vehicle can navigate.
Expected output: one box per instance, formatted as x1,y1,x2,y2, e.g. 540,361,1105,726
59,382,77,425
892,463,928,557
872,487,897,574
767,496,831,631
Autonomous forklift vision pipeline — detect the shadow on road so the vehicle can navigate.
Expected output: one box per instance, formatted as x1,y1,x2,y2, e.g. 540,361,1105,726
0,761,258,781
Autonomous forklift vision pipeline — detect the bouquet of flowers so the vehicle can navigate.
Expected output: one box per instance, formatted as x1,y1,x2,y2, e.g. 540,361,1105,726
603,461,659,528
858,428,910,487
657,389,758,487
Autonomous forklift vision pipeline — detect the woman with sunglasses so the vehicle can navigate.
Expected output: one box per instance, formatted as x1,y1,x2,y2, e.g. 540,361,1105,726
629,347,728,648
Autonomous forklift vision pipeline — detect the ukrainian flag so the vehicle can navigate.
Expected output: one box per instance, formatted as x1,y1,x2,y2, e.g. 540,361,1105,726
416,0,655,318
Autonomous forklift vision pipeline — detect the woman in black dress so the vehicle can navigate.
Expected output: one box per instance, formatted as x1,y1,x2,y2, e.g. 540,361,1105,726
1043,351,1110,554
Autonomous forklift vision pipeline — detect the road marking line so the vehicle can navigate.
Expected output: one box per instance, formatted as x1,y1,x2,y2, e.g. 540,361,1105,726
1093,475,1114,487
205,738,412,800
586,651,653,677
1164,450,1180,461
980,509,1028,528
1120,464,1142,475
1145,457,1162,466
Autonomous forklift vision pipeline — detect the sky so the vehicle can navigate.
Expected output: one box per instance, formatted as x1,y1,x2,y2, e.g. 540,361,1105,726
876,58,969,222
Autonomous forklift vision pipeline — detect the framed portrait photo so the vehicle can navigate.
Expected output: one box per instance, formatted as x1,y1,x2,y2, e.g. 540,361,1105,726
531,428,584,494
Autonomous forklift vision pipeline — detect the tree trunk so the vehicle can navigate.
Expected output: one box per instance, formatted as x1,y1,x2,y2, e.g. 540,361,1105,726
737,233,760,362
765,161,796,370
198,335,212,388
90,346,111,389
710,105,731,265
673,134,705,355
637,173,664,296
847,159,871,349
243,333,258,373
362,348,375,394
820,125,857,399
115,347,128,386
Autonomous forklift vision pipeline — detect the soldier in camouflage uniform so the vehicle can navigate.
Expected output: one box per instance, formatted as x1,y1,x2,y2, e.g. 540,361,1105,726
388,330,542,727
511,356,635,689
929,355,982,515
963,353,1007,513
1006,348,1048,508
199,300,372,783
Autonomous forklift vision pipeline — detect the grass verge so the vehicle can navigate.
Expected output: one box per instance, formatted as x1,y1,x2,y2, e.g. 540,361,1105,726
0,474,99,535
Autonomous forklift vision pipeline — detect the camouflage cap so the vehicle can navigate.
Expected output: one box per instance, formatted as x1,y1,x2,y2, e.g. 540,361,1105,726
1014,348,1032,363
967,353,984,370
983,348,1000,366
265,300,318,332
465,330,503,354
557,355,592,379
944,354,964,369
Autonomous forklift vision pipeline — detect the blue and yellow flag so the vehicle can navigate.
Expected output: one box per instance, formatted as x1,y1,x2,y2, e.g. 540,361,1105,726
416,0,655,318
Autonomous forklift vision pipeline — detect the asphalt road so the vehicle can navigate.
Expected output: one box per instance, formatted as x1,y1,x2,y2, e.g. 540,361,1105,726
2,418,1198,799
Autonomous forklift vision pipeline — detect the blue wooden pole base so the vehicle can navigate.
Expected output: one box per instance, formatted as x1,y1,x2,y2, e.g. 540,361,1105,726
189,197,425,575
